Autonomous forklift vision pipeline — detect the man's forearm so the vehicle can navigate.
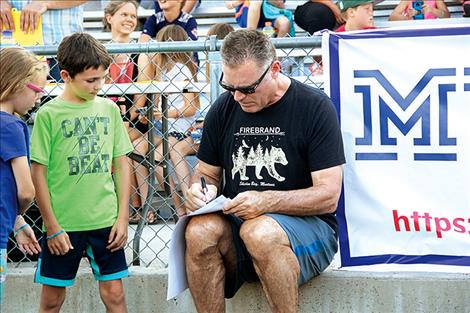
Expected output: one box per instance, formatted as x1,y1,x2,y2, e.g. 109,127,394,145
262,186,340,216
189,164,221,189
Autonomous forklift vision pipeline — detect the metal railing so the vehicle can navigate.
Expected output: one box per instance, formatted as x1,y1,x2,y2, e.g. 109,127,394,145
8,35,323,268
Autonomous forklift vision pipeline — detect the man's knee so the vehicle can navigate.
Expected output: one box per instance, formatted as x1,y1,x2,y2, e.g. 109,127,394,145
239,216,288,254
185,214,228,250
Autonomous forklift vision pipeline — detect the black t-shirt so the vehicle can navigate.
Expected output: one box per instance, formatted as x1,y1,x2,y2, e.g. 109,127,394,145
198,78,345,231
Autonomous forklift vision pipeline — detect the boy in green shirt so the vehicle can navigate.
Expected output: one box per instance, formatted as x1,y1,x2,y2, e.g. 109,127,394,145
30,33,133,313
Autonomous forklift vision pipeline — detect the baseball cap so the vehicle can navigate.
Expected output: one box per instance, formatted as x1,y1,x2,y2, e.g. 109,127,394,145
337,0,374,12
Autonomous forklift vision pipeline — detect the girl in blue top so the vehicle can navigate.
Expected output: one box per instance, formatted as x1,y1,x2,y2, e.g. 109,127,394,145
0,46,46,304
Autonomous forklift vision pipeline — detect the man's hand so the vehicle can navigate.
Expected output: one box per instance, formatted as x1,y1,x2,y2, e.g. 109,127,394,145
223,190,269,220
20,1,48,33
15,225,41,255
107,217,128,252
47,228,74,255
0,1,14,30
184,182,217,212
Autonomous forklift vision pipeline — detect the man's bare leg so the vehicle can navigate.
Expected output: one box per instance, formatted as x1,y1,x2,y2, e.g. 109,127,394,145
240,216,300,313
185,213,237,313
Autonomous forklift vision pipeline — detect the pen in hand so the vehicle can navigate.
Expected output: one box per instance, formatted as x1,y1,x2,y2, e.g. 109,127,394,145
200,176,208,202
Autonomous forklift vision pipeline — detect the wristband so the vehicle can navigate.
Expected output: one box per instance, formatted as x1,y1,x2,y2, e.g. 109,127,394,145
13,224,29,237
46,229,65,240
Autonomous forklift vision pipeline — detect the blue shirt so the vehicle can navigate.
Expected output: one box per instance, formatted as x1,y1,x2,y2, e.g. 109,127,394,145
9,0,84,45
142,11,198,41
0,112,29,248
142,11,199,63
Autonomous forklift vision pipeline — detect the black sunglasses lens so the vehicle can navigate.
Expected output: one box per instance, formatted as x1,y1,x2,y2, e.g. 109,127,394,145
238,87,255,94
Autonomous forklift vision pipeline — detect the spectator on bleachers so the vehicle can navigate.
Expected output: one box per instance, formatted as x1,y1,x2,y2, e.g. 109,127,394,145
0,0,88,82
133,25,200,218
294,0,345,35
104,0,143,138
205,23,235,79
336,0,375,32
165,22,235,217
207,22,235,40
103,0,150,223
139,0,198,43
389,0,450,21
226,0,292,37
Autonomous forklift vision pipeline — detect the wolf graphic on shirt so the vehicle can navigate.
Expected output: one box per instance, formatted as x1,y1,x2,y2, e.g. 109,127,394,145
231,143,288,182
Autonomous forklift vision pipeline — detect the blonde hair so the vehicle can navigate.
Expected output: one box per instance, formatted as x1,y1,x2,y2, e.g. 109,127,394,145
0,47,48,102
103,0,139,31
153,25,197,81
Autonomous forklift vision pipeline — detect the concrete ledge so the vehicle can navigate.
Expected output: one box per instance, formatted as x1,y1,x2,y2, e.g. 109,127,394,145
3,267,470,313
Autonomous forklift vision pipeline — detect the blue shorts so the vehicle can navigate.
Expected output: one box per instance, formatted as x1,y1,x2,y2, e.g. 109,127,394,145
0,248,6,304
224,213,338,298
35,227,128,287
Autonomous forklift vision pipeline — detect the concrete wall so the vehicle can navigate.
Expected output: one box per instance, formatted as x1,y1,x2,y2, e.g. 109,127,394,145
3,266,470,313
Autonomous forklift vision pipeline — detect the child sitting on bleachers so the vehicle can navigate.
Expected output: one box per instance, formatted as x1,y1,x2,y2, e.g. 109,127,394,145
140,0,198,42
336,0,376,32
389,0,450,21
226,0,293,37
133,24,200,218
140,0,199,64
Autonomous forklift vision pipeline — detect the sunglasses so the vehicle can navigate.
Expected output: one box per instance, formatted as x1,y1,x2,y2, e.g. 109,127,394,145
26,83,46,97
219,62,272,94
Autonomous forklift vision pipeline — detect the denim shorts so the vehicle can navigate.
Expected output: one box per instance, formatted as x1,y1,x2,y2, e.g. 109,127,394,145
224,213,338,298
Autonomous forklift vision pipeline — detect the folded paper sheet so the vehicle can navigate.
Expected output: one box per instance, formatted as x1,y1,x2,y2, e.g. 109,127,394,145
167,195,229,300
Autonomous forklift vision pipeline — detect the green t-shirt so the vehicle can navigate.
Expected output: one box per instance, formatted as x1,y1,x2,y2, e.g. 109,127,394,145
30,96,133,231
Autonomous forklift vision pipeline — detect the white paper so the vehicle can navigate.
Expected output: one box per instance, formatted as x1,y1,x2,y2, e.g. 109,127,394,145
167,195,229,300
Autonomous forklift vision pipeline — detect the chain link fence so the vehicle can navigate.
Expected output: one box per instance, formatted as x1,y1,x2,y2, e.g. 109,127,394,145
7,35,323,269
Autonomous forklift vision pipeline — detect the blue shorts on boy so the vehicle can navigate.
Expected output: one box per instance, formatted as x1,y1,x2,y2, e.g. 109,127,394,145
30,96,134,285
35,227,128,286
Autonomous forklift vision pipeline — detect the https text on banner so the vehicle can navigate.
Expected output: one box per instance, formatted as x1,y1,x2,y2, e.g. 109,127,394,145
322,26,470,269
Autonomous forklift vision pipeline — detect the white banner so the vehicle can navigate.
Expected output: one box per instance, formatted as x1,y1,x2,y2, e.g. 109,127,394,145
322,26,470,268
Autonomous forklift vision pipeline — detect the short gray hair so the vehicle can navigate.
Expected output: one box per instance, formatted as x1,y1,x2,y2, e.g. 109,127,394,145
220,30,276,69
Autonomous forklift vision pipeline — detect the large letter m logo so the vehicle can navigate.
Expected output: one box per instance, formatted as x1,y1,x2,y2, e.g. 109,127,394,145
353,68,460,161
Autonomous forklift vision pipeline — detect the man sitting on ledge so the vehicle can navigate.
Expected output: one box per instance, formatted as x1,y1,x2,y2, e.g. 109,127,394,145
184,29,345,313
